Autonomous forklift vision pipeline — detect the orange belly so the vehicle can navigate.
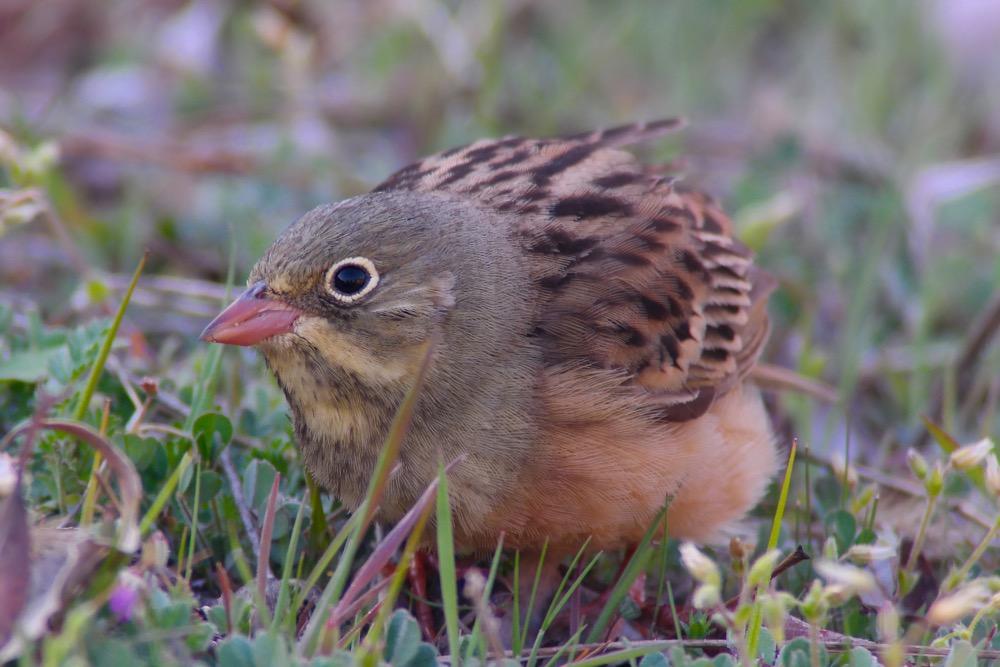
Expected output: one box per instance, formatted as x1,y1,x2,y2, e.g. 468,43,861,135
458,371,777,555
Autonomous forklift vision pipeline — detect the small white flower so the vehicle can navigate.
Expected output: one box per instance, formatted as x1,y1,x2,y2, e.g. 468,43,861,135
843,543,896,565
747,549,781,587
141,531,170,569
985,454,1000,497
679,542,720,588
830,454,859,489
692,584,721,609
926,461,945,496
907,449,928,481
822,536,839,560
0,453,16,497
927,583,991,625
463,569,486,600
950,438,995,471
877,602,899,641
815,560,877,595
759,592,796,644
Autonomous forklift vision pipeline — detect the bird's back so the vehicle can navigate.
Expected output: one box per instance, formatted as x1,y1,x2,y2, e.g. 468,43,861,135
374,122,778,552
375,120,775,422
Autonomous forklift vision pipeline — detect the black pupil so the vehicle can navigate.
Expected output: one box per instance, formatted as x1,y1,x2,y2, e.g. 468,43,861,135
333,265,370,295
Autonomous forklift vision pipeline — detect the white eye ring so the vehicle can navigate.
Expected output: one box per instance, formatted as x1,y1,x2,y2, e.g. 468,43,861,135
324,256,380,304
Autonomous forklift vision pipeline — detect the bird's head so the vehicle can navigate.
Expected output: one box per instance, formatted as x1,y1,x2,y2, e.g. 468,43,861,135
201,193,469,384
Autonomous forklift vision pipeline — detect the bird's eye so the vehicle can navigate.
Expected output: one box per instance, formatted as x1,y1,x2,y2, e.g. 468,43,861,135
324,257,379,304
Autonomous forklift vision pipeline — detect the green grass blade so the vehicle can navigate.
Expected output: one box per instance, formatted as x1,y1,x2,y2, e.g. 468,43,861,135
566,642,673,667
766,439,797,551
512,550,523,656
139,450,193,537
746,437,798,656
184,461,202,582
257,472,281,602
360,492,435,660
517,540,549,652
436,461,461,661
466,535,505,661
650,509,672,637
291,511,361,621
586,501,670,643
73,251,147,421
541,625,585,667
80,400,111,525
226,519,271,628
306,475,329,554
544,540,591,625
185,231,235,430
271,490,308,634
528,549,601,666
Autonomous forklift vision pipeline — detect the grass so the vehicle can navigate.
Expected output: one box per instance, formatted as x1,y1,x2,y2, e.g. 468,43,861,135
2,1,1000,665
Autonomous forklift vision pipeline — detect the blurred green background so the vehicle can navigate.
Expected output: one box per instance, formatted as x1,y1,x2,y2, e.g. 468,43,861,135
2,4,1000,661
2,0,999,459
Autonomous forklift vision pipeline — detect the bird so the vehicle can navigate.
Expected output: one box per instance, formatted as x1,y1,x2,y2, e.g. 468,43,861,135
201,119,778,560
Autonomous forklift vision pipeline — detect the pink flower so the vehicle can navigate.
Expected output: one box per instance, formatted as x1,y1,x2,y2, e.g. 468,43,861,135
108,582,140,622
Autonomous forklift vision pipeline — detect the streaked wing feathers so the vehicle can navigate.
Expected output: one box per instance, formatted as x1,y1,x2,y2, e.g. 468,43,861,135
374,119,773,421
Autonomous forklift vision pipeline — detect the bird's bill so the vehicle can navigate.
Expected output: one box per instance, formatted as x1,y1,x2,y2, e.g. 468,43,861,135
200,282,301,346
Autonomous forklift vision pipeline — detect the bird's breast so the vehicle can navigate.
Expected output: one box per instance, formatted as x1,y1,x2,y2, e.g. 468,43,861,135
261,338,405,511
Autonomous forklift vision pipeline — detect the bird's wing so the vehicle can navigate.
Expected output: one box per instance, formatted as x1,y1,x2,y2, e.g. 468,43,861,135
374,120,774,421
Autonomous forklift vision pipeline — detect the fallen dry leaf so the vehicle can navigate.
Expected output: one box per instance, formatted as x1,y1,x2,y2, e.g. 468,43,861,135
0,481,30,650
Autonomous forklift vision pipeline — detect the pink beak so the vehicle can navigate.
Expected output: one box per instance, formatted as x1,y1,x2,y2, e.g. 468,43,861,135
200,282,301,346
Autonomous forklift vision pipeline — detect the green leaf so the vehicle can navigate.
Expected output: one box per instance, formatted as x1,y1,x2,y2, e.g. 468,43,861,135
184,622,215,652
756,627,777,663
843,600,874,638
778,638,827,667
712,654,736,667
148,599,192,630
0,347,63,382
123,434,158,470
87,638,141,667
639,653,670,667
243,459,277,510
385,609,421,664
943,640,978,667
195,470,223,503
824,509,857,553
308,651,355,667
205,604,228,630
813,476,841,513
385,609,439,667
408,644,439,667
847,646,878,666
780,649,809,667
251,631,290,667
193,412,232,462
216,635,255,667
